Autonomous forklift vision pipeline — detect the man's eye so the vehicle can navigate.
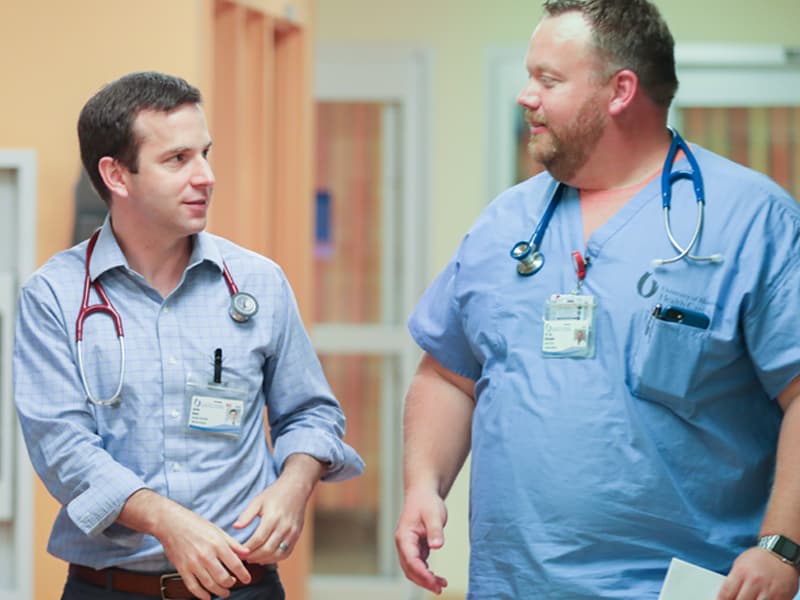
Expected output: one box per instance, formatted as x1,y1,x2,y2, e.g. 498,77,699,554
539,76,557,87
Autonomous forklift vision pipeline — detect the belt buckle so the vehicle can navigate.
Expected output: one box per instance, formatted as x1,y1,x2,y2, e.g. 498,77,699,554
159,572,182,600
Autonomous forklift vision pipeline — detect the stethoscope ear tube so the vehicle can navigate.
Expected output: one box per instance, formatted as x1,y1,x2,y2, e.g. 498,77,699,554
652,128,724,267
77,337,125,406
77,230,126,405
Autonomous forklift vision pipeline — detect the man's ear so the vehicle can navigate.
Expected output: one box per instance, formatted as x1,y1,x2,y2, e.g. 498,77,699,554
608,69,638,116
97,157,130,199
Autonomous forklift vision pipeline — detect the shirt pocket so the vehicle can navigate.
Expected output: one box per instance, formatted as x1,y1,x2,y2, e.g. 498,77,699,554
625,309,709,419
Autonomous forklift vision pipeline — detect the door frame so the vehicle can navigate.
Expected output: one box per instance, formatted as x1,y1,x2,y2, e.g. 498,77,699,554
0,149,37,600
310,44,432,600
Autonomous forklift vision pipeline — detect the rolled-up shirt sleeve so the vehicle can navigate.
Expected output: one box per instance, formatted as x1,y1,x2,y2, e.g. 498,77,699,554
264,273,364,482
13,277,146,537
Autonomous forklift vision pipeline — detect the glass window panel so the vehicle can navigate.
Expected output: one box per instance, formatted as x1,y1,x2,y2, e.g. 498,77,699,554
313,102,404,325
311,99,406,578
680,106,800,200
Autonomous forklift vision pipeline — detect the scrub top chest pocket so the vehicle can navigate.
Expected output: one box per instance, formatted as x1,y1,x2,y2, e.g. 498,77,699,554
625,306,710,419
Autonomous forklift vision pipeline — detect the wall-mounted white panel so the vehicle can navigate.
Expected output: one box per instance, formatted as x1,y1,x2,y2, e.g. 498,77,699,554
0,149,36,600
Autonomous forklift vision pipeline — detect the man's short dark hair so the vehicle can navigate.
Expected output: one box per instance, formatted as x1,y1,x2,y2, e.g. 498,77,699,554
77,71,202,204
542,0,678,108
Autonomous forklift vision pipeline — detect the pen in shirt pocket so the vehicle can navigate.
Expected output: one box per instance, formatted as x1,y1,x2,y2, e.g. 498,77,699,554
651,304,710,329
213,348,223,383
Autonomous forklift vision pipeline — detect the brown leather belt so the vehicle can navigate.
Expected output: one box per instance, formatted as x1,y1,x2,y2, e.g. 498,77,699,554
69,562,276,599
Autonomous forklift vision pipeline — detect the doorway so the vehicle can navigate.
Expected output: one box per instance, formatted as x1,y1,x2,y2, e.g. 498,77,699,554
310,46,431,600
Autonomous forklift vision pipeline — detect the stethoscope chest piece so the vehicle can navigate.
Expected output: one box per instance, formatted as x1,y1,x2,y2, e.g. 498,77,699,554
510,182,564,277
229,291,259,322
510,241,544,276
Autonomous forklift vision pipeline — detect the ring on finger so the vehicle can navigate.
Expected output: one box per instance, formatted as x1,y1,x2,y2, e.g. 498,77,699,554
278,541,289,553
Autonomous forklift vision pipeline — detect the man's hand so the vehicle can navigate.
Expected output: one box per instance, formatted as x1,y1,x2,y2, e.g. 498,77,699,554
394,353,473,595
234,453,324,563
233,481,307,563
119,489,251,600
717,547,799,600
720,379,800,599
394,487,449,595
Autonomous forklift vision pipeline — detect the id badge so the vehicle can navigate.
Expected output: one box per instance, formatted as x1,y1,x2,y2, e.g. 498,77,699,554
542,294,596,358
185,378,248,437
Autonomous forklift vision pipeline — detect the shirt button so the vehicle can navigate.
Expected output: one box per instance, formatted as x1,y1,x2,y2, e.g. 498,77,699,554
171,409,180,419
168,357,177,365
172,463,181,472
163,306,170,313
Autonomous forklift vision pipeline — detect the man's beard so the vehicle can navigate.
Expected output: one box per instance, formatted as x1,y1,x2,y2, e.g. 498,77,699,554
527,96,606,182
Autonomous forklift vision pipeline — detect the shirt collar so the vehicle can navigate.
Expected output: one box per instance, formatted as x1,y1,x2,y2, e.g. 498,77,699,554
88,217,126,281
190,229,225,273
88,216,224,281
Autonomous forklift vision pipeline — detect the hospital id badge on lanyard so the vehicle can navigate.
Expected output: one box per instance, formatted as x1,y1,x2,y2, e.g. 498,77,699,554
542,252,596,358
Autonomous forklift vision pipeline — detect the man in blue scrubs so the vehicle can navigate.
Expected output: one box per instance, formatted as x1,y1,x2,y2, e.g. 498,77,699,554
394,1,800,598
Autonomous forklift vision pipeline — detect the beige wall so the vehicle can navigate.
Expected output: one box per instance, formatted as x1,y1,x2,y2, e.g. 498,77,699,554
317,0,800,272
0,3,207,598
315,1,800,597
1,1,209,266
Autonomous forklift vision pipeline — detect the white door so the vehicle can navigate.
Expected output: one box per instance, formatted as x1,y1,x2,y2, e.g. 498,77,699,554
309,46,431,600
0,149,37,600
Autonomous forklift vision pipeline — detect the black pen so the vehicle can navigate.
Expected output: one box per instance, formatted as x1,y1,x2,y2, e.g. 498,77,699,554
213,348,222,384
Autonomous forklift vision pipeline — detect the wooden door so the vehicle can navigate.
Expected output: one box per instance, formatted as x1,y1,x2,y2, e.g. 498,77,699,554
207,1,315,597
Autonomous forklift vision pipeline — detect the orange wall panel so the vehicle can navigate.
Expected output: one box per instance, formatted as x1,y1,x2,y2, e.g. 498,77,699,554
1,1,314,598
2,5,206,598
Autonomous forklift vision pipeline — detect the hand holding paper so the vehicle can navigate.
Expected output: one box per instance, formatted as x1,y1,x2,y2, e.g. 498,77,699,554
658,558,724,600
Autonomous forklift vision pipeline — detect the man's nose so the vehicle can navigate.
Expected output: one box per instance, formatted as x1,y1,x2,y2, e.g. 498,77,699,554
192,156,215,187
517,81,541,110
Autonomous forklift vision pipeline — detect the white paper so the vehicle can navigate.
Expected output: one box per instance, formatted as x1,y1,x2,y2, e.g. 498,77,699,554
658,557,725,600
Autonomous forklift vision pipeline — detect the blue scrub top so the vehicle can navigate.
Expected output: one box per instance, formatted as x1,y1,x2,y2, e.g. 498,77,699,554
409,146,800,599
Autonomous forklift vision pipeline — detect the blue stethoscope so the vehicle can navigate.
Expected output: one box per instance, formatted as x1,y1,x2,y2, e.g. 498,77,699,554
510,128,723,276
76,230,259,406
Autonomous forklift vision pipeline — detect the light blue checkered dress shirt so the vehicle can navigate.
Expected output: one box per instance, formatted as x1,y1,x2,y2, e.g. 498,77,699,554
13,218,363,571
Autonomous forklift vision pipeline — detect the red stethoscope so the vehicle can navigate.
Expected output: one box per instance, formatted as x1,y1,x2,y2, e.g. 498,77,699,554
76,230,258,406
